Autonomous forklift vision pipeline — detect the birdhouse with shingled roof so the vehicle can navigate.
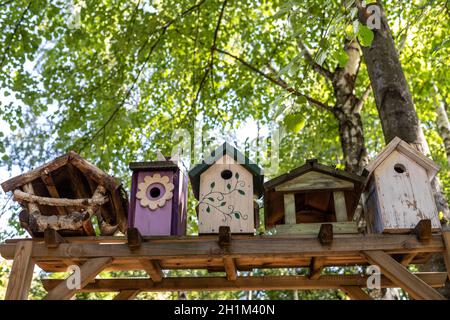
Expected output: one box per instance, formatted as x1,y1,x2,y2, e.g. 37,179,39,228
189,142,264,234
362,137,441,233
264,159,366,235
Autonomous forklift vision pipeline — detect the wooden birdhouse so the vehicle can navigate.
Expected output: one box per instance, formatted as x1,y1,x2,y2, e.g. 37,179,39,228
189,143,264,234
128,159,188,236
0,151,129,237
264,159,365,235
363,137,441,233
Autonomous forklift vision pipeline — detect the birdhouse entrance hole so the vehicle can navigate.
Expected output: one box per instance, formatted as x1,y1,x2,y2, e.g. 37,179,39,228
220,169,233,180
147,183,165,200
394,163,406,174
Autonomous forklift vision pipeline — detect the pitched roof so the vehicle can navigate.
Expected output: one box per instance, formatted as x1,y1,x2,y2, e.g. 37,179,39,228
188,142,264,199
364,137,439,180
264,159,366,191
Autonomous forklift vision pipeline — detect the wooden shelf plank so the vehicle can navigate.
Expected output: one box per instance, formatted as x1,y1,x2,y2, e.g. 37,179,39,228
362,250,446,300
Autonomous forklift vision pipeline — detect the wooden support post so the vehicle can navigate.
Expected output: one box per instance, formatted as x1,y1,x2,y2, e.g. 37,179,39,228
44,228,66,248
127,227,142,250
140,259,163,282
218,226,231,248
44,257,112,300
318,224,333,245
443,231,450,281
333,191,347,222
223,257,238,281
362,250,446,300
5,241,35,300
309,257,326,280
413,219,431,241
340,286,373,300
283,194,296,224
113,290,140,300
400,253,417,266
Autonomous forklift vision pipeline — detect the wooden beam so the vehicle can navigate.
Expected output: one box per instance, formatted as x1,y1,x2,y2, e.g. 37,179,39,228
309,257,326,280
40,173,66,215
333,191,347,222
276,222,357,235
340,286,372,300
44,228,66,248
127,227,142,250
44,257,112,300
5,241,35,300
41,273,448,292
443,231,450,281
413,219,431,241
223,257,238,281
283,194,296,224
362,250,446,300
318,223,333,245
13,189,109,208
400,253,417,266
218,226,231,248
0,234,445,261
113,290,140,300
140,259,163,282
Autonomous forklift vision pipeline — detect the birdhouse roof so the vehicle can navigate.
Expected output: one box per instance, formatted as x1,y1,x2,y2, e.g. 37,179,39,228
264,159,366,192
364,137,440,180
188,142,264,199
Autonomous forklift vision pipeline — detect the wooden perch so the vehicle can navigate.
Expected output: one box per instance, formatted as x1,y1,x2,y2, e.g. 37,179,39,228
28,210,89,232
13,185,109,208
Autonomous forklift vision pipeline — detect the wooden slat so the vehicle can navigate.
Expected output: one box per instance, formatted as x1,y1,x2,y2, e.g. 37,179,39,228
113,290,140,300
44,228,66,248
443,231,450,281
400,253,417,266
5,241,35,300
362,250,446,300
283,194,296,224
40,174,66,215
140,259,163,282
223,257,238,281
309,257,325,280
41,273,448,292
44,257,112,300
333,191,347,222
276,222,358,235
340,286,372,300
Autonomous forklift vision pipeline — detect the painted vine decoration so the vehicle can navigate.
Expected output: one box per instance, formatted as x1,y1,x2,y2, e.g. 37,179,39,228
199,171,248,222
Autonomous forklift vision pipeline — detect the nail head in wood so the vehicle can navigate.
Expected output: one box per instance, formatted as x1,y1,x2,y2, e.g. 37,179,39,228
218,226,231,248
413,219,431,241
127,227,142,250
318,223,333,245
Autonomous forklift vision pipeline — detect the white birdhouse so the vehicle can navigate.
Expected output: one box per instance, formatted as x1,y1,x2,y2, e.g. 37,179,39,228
363,137,441,233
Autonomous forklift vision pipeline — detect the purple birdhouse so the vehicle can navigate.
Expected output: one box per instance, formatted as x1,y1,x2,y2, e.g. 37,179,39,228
128,159,187,236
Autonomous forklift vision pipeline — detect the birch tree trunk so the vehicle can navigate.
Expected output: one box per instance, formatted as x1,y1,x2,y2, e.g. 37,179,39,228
434,85,450,165
358,0,450,298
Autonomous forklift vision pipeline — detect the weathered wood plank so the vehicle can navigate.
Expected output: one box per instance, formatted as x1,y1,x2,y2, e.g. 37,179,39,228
283,194,296,224
113,290,140,300
275,222,358,235
340,286,373,300
443,231,450,281
400,253,417,266
333,191,347,222
5,241,35,300
41,273,448,292
318,223,333,245
413,219,432,241
40,174,66,215
44,228,66,248
44,257,112,300
140,259,163,282
362,250,446,300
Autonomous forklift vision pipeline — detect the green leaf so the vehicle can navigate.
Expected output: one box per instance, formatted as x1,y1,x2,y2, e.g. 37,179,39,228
210,182,215,189
336,50,349,68
234,213,240,219
238,190,245,195
220,201,226,206
358,25,374,47
208,197,214,202
235,172,239,179
206,206,210,213
227,183,231,190
283,112,305,133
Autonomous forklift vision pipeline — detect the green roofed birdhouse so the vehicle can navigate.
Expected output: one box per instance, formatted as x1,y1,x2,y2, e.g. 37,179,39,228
363,137,441,233
264,159,365,235
189,143,264,234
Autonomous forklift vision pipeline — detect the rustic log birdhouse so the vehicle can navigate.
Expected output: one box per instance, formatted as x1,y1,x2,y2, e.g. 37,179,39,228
189,143,264,234
128,159,188,236
264,159,365,235
363,137,441,233
0,151,129,237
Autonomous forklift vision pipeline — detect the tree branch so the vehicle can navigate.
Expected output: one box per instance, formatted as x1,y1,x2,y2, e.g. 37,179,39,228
297,40,333,80
353,84,372,113
216,47,334,113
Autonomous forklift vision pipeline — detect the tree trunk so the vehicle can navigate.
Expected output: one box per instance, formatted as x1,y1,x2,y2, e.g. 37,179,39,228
358,0,450,298
434,85,450,165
